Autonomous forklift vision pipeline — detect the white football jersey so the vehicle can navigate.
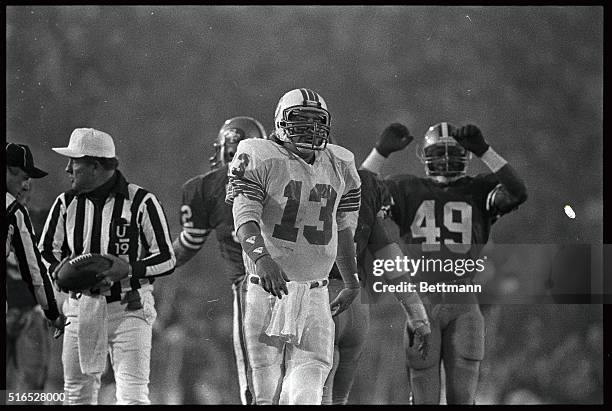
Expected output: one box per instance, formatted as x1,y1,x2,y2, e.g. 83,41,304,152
226,139,360,282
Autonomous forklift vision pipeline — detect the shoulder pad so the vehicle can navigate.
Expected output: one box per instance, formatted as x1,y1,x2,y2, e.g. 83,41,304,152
325,143,355,163
236,138,283,160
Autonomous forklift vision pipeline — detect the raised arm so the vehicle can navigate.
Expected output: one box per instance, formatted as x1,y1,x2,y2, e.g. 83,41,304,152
360,123,414,174
452,124,527,214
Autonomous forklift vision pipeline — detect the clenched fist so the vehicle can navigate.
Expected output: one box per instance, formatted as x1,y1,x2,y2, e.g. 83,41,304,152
376,123,414,157
451,124,489,157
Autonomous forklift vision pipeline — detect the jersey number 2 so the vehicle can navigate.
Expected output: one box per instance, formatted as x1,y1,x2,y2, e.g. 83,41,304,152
272,180,337,246
410,200,472,253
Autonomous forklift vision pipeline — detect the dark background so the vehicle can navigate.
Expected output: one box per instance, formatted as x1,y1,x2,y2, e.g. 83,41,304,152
6,6,602,404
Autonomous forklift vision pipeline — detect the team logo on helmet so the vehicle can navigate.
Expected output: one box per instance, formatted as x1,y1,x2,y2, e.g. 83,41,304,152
274,88,331,152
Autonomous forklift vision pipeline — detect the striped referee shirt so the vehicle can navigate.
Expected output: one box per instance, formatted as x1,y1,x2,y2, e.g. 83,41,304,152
6,192,60,320
38,171,175,299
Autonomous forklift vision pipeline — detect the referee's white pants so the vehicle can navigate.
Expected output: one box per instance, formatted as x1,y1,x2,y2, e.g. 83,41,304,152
61,289,156,405
243,277,334,405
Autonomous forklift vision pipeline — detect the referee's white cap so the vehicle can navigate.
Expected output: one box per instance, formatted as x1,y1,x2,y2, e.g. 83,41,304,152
53,128,115,158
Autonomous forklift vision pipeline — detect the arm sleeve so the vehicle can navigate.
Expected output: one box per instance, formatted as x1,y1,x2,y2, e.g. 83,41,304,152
178,178,212,251
14,206,59,321
337,156,361,232
130,193,176,278
38,195,68,275
226,141,267,229
368,216,399,254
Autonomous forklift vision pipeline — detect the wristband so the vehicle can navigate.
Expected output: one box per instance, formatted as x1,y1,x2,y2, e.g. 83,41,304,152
241,233,270,263
360,148,387,173
480,147,508,173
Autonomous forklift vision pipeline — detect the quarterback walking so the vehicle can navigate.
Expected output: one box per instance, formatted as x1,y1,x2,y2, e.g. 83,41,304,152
226,88,361,404
361,122,527,404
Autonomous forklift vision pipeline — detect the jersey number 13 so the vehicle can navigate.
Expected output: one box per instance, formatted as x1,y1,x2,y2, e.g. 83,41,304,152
272,180,337,246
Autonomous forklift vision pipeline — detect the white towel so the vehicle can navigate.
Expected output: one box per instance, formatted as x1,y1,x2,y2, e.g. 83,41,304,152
265,281,311,345
77,294,109,375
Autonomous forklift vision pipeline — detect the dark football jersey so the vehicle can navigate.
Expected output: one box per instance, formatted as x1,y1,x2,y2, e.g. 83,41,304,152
180,164,245,284
385,173,500,282
330,169,395,281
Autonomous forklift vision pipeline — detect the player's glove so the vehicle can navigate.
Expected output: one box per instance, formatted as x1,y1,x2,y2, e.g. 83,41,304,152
451,124,489,157
407,321,431,360
375,123,414,157
255,254,290,299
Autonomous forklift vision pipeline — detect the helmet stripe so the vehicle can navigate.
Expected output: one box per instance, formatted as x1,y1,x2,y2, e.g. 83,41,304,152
441,122,449,138
299,88,309,103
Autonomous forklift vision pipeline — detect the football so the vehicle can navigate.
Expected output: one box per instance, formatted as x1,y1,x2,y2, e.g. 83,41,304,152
55,253,113,292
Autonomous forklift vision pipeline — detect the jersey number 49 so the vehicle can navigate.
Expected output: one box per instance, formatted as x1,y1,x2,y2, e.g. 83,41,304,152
410,200,472,253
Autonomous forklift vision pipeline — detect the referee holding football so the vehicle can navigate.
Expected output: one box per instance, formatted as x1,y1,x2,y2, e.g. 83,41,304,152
38,128,176,404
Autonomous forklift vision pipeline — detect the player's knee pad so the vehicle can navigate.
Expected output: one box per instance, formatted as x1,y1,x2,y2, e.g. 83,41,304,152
282,361,329,405
250,363,283,404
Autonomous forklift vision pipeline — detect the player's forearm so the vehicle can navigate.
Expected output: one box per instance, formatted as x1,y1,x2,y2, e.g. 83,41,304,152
360,148,388,174
172,238,200,268
236,221,272,265
335,228,360,287
480,147,527,203
372,242,428,328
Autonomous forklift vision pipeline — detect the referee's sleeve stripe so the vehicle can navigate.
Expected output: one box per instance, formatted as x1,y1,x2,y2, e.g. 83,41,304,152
40,196,63,269
140,197,175,276
14,208,59,319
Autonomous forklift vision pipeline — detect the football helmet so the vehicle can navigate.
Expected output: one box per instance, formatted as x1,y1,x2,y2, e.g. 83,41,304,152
274,88,331,151
210,116,267,169
417,122,471,178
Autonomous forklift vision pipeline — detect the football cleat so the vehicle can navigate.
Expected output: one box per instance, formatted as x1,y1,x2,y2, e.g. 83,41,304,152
210,116,267,169
417,122,471,179
274,88,331,152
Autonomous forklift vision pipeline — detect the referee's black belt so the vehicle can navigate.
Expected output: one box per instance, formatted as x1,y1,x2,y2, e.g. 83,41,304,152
249,276,328,289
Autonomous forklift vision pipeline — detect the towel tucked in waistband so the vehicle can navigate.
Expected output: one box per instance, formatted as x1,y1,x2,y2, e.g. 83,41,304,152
77,294,109,375
260,276,328,345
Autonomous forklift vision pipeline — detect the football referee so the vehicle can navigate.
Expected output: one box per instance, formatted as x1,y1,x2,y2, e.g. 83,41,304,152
5,143,65,356
38,128,176,405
